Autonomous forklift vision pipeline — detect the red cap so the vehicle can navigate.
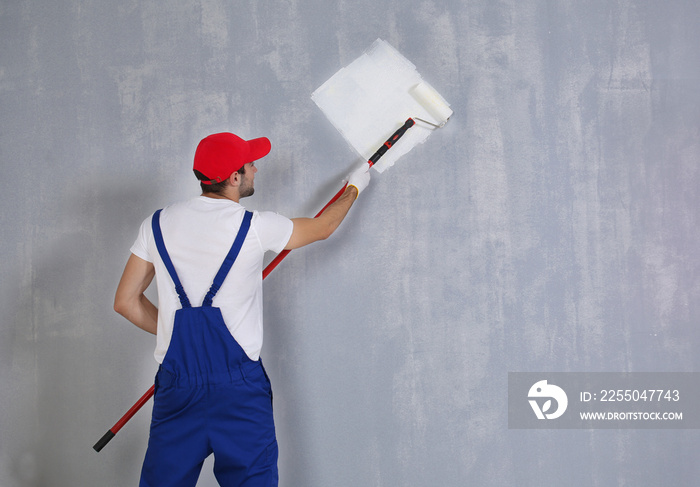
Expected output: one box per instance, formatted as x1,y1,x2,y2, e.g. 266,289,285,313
193,133,271,184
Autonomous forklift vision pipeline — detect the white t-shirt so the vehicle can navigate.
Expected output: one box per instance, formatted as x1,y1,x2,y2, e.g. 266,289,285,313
130,196,293,363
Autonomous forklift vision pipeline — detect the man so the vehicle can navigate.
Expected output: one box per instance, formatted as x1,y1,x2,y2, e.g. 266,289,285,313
114,132,370,486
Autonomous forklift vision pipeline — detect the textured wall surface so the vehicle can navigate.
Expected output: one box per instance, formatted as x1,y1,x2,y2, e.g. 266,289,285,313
1,1,699,486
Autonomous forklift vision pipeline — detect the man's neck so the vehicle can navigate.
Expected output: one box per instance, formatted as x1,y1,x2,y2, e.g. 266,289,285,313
201,191,239,203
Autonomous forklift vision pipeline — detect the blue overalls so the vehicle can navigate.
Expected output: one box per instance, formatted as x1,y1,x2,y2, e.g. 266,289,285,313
140,209,278,487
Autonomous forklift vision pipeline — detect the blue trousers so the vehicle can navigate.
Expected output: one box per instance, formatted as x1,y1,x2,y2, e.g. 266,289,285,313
139,307,278,487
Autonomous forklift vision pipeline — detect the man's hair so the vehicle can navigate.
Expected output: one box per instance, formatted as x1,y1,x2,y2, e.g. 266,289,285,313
194,166,245,194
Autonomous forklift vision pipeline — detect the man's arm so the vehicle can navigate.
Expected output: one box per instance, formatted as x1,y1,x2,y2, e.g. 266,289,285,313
285,186,358,250
285,163,370,250
114,254,159,335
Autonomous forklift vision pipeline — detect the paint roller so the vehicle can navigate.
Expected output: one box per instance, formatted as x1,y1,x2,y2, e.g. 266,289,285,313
370,81,452,160
410,81,453,128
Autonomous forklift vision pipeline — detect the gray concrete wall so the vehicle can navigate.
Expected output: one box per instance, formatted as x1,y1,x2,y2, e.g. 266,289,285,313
1,1,699,485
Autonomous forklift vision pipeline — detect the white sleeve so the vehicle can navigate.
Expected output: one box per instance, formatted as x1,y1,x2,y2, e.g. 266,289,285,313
129,215,154,262
252,211,294,254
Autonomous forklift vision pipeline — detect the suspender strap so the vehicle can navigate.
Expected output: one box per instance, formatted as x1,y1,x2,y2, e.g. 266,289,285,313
151,209,192,308
151,209,253,309
202,210,253,307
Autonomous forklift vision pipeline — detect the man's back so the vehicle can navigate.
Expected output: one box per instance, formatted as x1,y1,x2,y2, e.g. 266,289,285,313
130,196,293,362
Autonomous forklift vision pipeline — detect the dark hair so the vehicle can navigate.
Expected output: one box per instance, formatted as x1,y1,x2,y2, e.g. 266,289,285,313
194,166,246,194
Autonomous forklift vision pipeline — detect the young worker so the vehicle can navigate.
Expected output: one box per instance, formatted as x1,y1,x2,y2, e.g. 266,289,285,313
114,132,370,486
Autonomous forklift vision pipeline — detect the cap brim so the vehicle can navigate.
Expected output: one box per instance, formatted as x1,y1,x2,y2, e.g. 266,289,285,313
247,137,271,162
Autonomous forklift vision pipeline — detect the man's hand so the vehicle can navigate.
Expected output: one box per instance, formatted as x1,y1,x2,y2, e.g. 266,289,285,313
346,163,371,198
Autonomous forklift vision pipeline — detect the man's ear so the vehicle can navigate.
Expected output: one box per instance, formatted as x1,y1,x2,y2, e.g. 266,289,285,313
228,171,241,187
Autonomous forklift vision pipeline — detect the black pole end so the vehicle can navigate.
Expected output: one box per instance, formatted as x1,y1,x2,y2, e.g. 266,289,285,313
93,430,116,452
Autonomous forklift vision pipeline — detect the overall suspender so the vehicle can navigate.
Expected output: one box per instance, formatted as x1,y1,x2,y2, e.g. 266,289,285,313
151,209,254,308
